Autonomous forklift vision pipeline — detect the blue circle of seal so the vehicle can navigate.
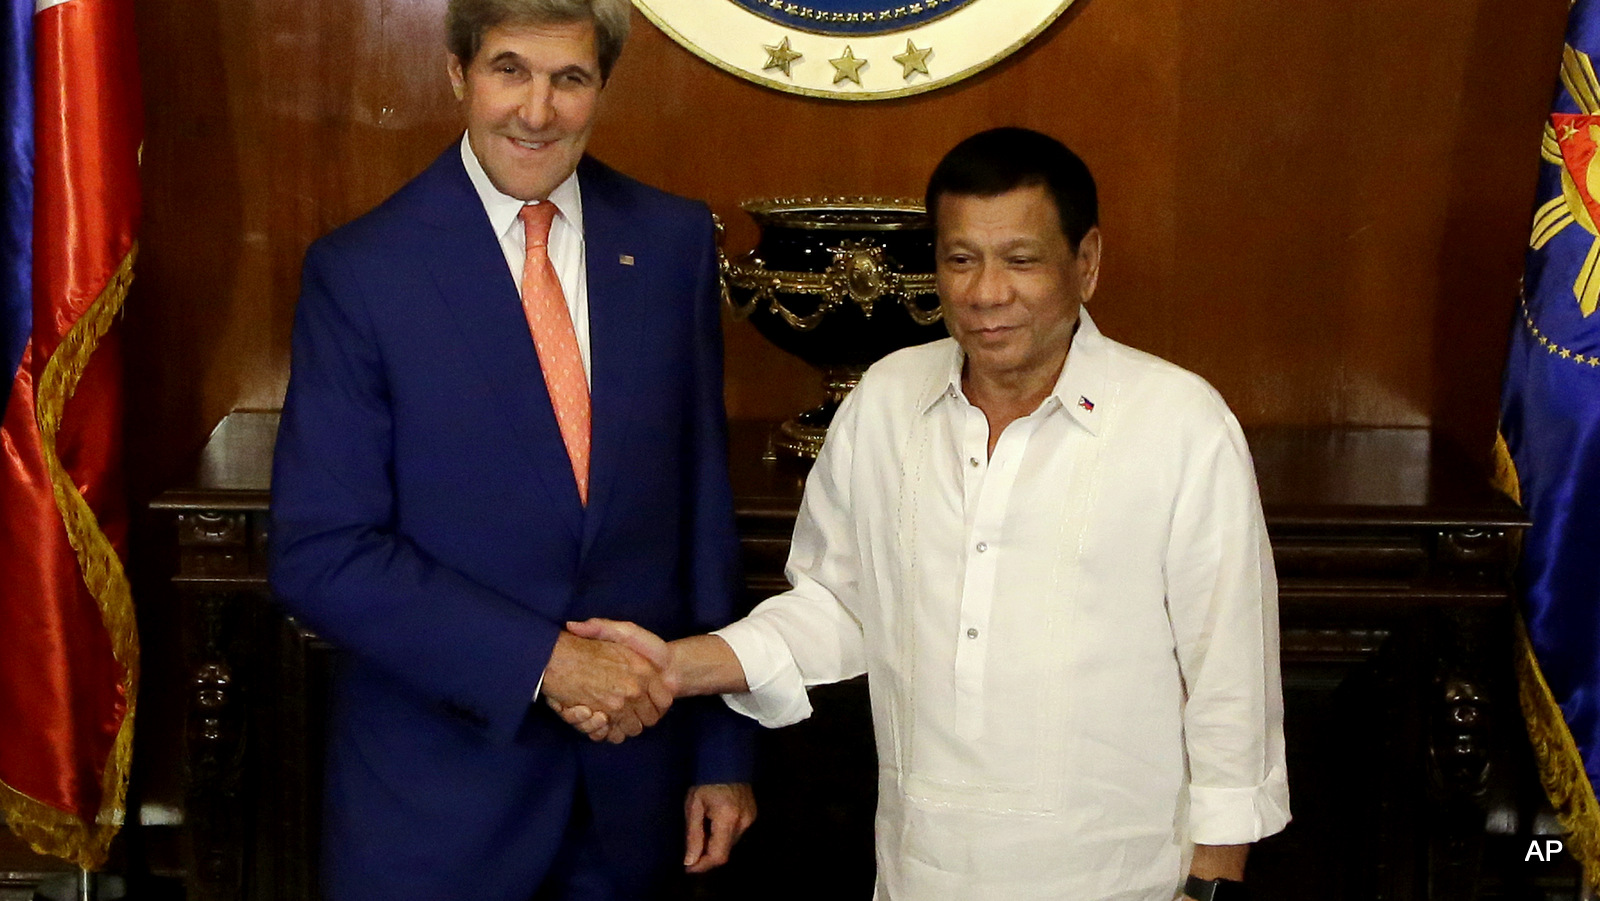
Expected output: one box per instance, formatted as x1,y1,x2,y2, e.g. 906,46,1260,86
727,0,981,36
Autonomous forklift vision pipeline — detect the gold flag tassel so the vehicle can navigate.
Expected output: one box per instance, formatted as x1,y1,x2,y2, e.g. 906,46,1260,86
0,245,141,870
1494,431,1600,891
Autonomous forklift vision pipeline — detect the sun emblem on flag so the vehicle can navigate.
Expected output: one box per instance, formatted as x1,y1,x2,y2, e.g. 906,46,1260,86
1530,45,1600,318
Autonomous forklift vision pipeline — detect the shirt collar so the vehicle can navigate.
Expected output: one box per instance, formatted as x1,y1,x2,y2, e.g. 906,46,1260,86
920,306,1109,436
459,132,585,244
920,340,967,414
1055,307,1108,435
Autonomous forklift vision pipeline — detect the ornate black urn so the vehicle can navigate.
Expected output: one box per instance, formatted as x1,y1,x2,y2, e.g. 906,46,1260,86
720,198,948,458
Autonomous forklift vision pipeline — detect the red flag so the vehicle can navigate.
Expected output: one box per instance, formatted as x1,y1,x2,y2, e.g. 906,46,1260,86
0,0,142,869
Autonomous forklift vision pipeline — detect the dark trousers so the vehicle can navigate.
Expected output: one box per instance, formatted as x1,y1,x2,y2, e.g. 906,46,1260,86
532,789,618,901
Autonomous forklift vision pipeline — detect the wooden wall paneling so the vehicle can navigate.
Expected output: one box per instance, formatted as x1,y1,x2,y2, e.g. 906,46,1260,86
1427,0,1570,460
1174,0,1380,427
128,0,464,501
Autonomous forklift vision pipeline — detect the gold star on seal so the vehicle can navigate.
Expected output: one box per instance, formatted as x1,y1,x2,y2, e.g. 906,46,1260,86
762,36,802,78
893,40,932,79
830,46,867,85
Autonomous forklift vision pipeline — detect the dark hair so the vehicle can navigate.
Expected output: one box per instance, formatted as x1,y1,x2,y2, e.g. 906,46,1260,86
446,0,630,82
924,127,1099,249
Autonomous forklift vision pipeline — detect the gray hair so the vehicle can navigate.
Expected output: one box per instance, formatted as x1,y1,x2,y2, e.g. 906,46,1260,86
446,0,631,81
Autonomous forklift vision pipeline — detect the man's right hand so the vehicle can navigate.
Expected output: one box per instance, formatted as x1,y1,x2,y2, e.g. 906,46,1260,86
547,619,675,742
540,631,673,743
549,620,751,743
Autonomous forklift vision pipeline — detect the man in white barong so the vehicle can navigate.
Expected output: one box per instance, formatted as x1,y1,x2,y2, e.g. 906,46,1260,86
553,127,1290,901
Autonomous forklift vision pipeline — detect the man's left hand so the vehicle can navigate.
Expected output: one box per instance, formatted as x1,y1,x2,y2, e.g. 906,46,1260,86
1183,843,1250,899
683,783,756,873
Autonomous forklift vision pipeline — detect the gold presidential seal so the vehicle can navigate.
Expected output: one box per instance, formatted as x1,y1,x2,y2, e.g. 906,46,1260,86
632,0,1079,100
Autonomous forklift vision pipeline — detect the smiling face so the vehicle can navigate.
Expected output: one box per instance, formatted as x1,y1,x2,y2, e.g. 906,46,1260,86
448,18,603,201
936,184,1103,390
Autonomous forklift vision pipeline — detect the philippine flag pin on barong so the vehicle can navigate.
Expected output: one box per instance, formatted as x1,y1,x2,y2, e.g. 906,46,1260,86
1078,396,1095,412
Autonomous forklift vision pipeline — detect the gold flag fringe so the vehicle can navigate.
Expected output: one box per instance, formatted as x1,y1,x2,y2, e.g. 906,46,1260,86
1492,431,1522,505
0,245,141,870
1515,615,1600,891
1495,429,1600,891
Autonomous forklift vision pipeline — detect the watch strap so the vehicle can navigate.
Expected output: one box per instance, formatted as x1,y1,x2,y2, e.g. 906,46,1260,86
1184,874,1248,900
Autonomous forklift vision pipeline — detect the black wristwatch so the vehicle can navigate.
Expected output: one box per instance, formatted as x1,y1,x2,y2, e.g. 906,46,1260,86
1184,875,1248,900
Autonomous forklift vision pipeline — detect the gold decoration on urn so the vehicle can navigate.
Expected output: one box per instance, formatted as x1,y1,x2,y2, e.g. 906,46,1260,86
719,197,946,458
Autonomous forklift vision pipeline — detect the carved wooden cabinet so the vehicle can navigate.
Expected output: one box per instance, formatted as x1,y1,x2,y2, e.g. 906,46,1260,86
150,412,325,901
151,412,1556,901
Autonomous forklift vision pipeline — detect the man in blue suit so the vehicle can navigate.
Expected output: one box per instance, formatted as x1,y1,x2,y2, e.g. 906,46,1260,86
268,1,755,898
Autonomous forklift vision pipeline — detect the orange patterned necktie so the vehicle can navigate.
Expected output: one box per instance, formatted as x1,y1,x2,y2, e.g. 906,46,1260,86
519,202,589,504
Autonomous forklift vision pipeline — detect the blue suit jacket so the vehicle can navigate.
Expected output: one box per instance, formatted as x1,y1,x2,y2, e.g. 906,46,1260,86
269,148,752,901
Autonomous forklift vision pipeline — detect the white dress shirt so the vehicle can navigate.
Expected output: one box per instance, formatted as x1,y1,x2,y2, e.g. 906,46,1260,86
715,309,1290,901
460,134,591,384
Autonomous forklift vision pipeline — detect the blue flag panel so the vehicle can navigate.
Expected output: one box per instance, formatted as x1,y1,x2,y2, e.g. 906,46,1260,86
2,0,33,422
1503,0,1600,815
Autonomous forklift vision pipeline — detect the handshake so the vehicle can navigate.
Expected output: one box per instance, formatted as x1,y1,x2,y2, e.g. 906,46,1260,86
539,618,737,743
539,620,758,870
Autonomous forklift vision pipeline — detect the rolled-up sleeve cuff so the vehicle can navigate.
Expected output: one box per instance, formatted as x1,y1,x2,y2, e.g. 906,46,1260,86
1188,765,1292,845
712,620,813,728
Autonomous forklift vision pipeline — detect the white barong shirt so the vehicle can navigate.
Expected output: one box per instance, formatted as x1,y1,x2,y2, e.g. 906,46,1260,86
715,309,1290,901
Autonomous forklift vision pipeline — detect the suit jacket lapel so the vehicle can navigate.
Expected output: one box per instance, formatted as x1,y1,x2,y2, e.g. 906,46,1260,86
415,150,585,540
577,159,647,557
